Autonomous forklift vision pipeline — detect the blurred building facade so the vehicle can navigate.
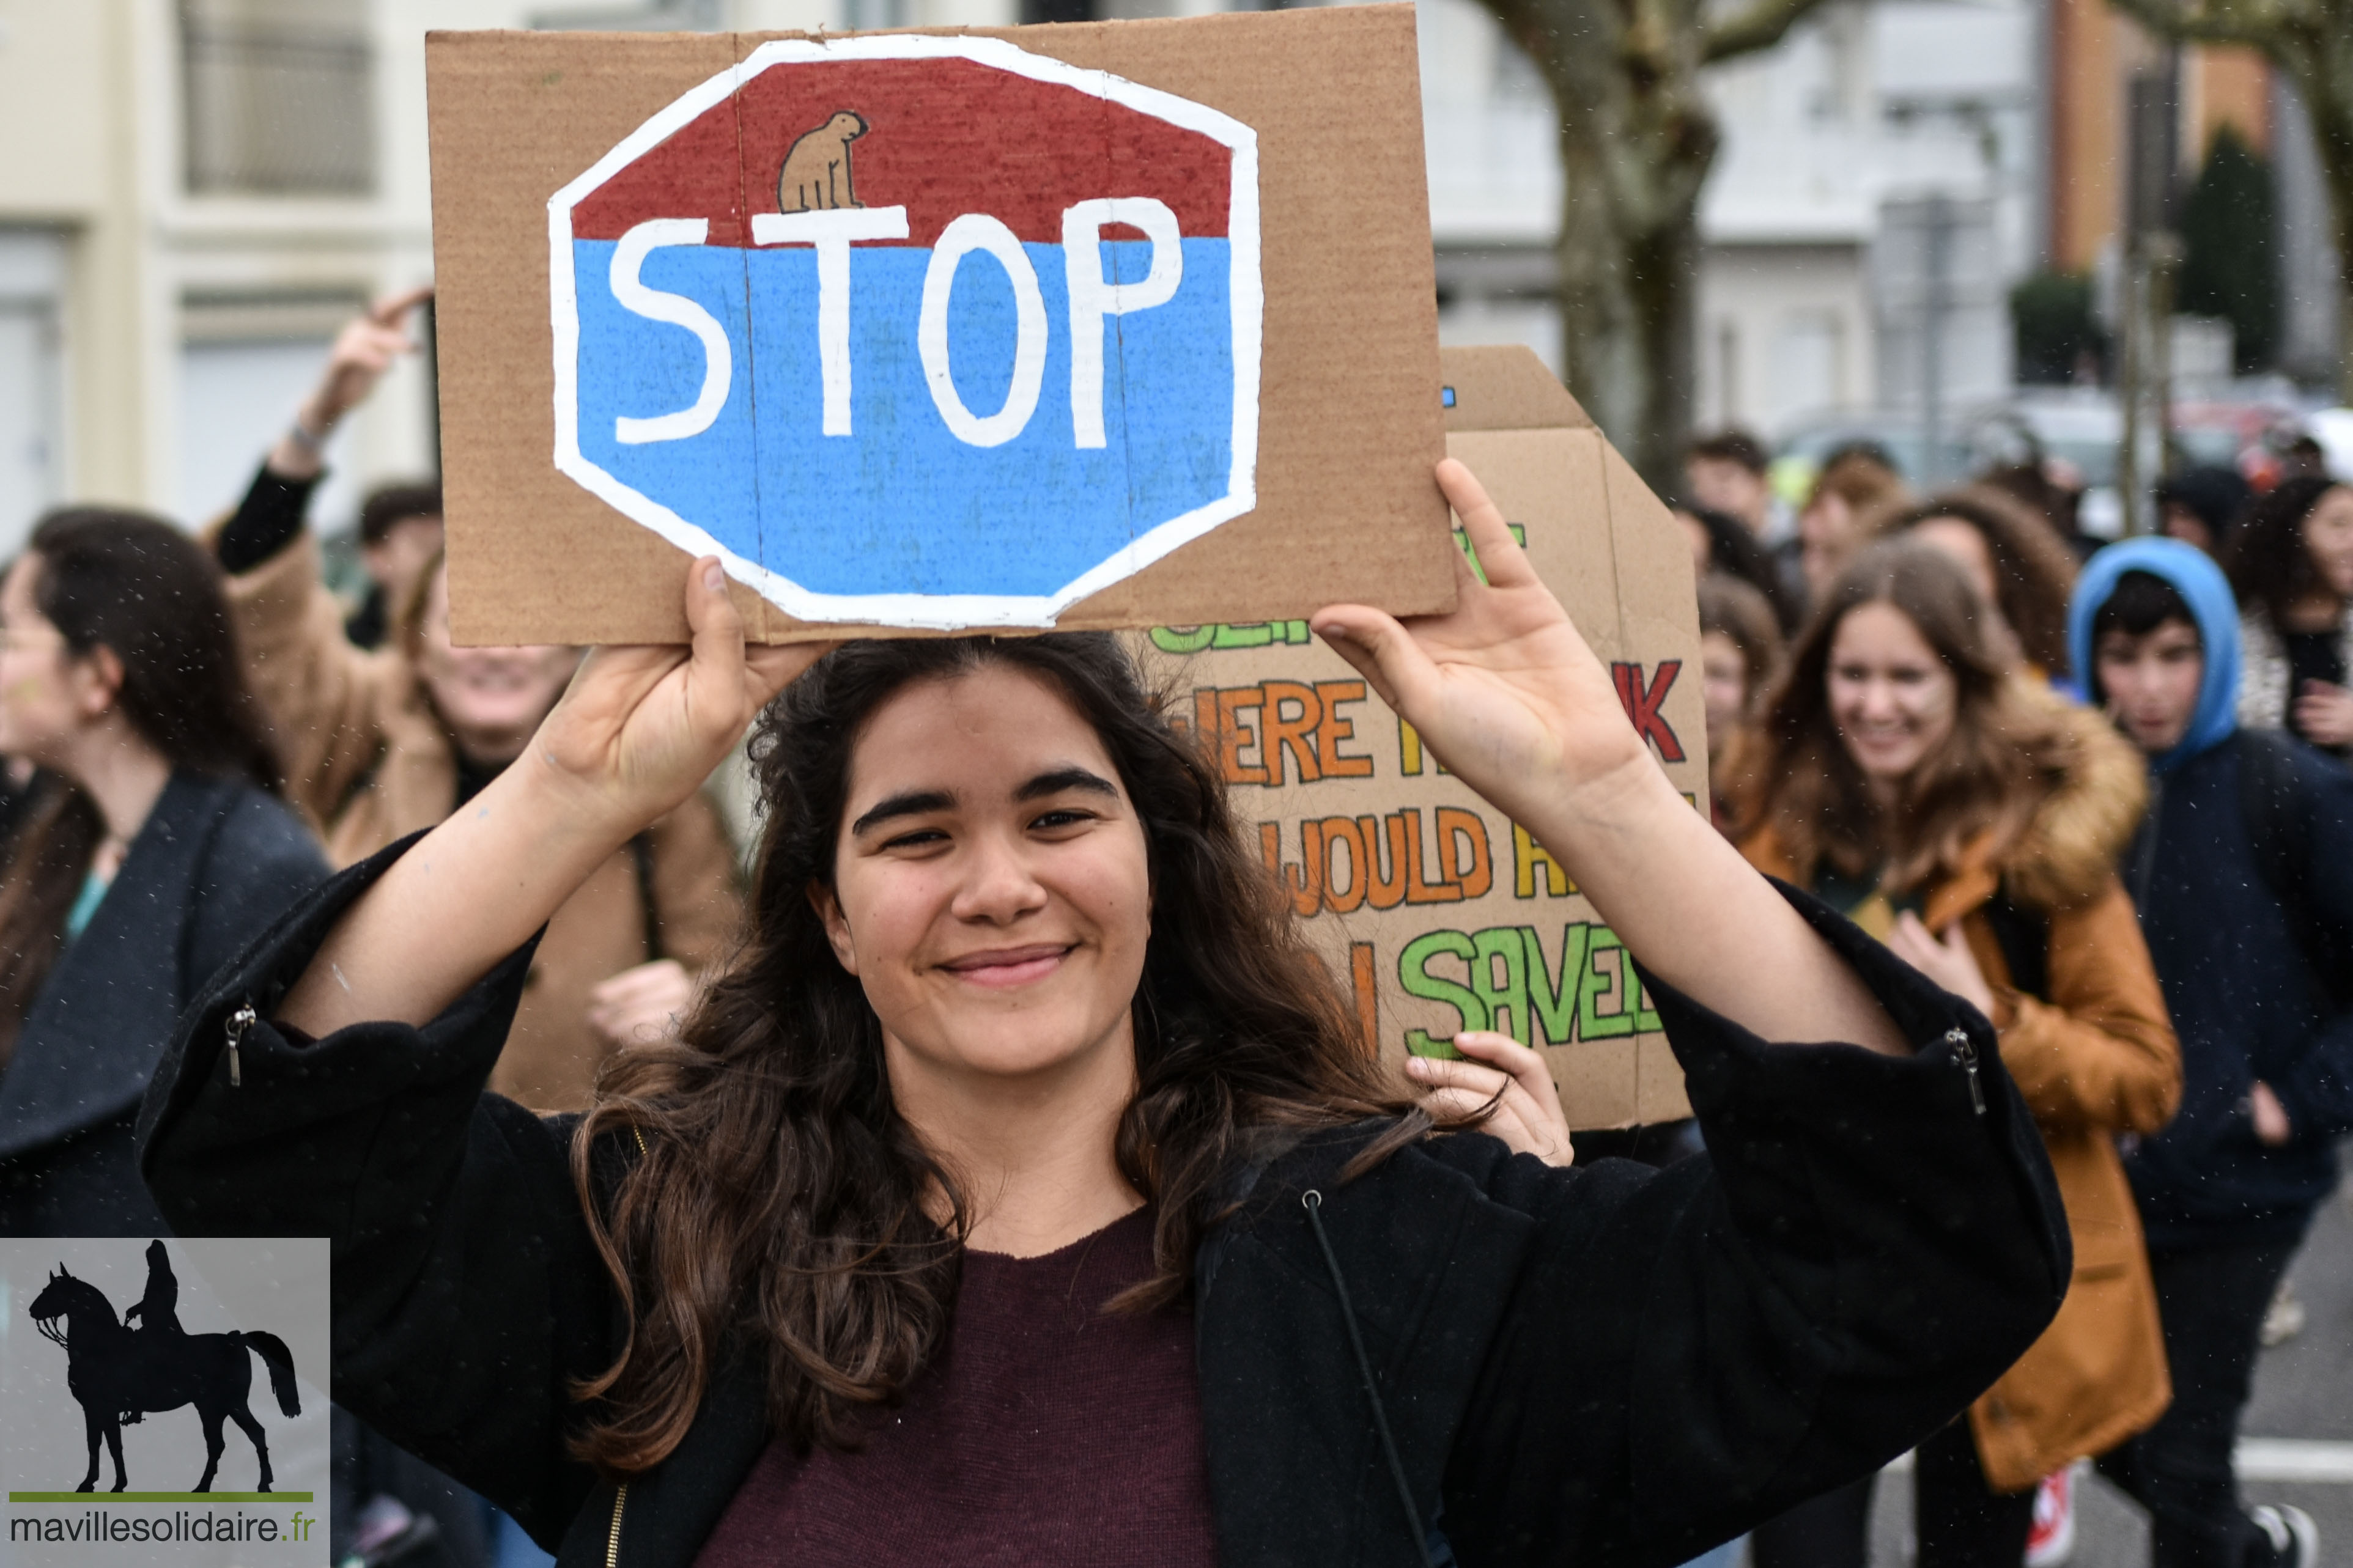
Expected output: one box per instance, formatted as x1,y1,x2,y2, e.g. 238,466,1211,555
0,0,992,557
1424,0,2043,442
1424,0,2324,450
0,0,2331,556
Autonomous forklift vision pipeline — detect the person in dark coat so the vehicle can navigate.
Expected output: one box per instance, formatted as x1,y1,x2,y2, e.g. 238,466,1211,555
2070,539,2353,1568
141,462,2069,1568
0,508,327,1236
2157,466,2251,559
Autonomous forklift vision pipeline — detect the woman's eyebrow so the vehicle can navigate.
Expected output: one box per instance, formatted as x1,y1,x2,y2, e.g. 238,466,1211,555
851,789,956,836
1015,767,1120,803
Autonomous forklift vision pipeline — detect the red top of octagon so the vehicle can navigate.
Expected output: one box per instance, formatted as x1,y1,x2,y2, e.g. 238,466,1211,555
569,53,1239,249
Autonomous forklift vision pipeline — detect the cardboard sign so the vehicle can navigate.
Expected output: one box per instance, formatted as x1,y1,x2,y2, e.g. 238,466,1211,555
1138,347,1707,1130
425,8,1453,642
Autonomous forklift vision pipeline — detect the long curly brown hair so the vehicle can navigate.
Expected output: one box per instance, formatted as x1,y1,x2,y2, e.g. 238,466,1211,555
2226,475,2345,627
1725,542,2077,896
0,510,282,1062
569,633,1420,1474
1889,485,2084,677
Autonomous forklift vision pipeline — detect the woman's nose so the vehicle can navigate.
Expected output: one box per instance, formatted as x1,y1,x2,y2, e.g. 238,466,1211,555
952,834,1048,921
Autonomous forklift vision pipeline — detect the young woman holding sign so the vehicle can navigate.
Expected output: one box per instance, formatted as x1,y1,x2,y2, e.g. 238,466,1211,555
142,462,2067,1568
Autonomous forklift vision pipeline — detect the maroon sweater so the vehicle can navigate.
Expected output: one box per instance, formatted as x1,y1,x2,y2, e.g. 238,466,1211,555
692,1206,1217,1567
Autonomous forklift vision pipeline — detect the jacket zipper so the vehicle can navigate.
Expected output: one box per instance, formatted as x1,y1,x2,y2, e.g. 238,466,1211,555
224,1003,257,1088
1947,1027,1985,1116
605,1482,627,1568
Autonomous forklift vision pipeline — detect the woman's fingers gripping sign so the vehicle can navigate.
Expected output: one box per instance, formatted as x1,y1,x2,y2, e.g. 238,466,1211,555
534,559,837,836
1405,1031,1575,1166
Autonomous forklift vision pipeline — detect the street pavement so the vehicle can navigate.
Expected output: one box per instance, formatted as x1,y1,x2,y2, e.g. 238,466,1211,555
1856,1180,2353,1568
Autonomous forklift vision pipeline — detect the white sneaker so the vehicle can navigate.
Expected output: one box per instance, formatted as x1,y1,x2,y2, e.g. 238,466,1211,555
2251,1503,2319,1568
2026,1464,2078,1568
2262,1280,2308,1347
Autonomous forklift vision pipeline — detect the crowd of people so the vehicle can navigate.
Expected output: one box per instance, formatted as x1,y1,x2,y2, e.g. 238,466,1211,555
0,285,2345,1568
1682,424,2353,1568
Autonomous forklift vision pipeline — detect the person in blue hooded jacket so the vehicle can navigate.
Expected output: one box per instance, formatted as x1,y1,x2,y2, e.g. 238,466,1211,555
2068,537,2353,1568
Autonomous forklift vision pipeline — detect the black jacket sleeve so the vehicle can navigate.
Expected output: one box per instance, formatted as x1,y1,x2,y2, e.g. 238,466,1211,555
138,838,615,1549
216,463,321,573
2268,748,2353,1137
1441,882,2069,1568
183,792,332,999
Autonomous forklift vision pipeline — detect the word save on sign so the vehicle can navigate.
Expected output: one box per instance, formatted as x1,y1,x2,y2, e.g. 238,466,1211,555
549,35,1263,628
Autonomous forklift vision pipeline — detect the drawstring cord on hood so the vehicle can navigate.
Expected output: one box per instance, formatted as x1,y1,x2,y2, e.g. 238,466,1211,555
1302,1189,1441,1568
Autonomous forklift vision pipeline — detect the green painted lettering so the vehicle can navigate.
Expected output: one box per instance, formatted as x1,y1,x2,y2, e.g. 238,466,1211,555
1400,929,1480,1053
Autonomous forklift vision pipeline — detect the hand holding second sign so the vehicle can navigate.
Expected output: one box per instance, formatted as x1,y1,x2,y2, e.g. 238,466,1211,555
280,561,833,1040
1405,1032,1575,1166
1316,459,1909,1058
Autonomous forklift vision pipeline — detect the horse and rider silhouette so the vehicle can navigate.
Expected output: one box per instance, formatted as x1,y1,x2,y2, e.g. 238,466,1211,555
27,1242,301,1495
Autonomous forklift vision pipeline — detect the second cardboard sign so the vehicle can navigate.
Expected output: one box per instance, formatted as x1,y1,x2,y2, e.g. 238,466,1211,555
1141,347,1707,1130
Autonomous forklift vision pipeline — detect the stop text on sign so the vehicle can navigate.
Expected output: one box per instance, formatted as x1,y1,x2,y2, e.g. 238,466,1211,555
548,35,1263,629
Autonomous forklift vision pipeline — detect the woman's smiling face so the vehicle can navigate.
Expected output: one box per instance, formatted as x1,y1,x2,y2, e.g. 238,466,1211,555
1827,600,1960,789
814,664,1153,1091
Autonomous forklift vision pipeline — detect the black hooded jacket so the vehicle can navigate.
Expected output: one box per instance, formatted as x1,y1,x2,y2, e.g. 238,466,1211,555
0,771,326,1236
139,839,2067,1568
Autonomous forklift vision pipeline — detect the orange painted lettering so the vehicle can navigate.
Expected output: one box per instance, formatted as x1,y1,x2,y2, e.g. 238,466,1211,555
1402,808,1463,904
1313,681,1375,778
1435,807,1492,899
1261,680,1323,786
1358,813,1409,910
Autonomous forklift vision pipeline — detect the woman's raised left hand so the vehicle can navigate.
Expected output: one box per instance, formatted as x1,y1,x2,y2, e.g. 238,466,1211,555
1313,460,1653,834
1314,458,1908,1058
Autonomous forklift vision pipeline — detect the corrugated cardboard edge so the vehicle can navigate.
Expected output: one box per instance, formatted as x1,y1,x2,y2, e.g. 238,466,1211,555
1440,345,1697,1125
1440,344,1594,432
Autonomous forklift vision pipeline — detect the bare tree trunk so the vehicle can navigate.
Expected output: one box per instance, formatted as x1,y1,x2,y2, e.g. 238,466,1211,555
1480,0,1810,495
2318,90,2353,403
2099,0,2353,399
1554,136,1704,491
2264,62,2353,401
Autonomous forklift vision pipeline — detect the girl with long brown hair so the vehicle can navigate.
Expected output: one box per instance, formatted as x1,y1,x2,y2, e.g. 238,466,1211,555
0,509,327,1234
2226,474,2353,757
1729,542,2179,1568
1797,443,1912,602
145,463,2068,1568
1888,484,2085,682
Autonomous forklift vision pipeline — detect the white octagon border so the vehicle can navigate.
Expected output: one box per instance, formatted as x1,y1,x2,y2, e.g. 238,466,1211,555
547,34,1263,629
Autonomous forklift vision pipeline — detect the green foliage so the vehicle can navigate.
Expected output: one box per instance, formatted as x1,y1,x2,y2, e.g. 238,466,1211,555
2012,270,2107,385
2178,125,2281,372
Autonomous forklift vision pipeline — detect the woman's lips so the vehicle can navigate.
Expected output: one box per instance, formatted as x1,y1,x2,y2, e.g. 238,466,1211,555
939,944,1073,988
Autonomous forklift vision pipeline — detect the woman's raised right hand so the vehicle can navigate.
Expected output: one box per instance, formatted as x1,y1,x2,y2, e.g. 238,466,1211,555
278,559,833,1038
530,558,835,840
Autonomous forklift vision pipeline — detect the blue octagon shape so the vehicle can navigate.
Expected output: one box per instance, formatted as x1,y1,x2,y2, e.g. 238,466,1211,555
547,35,1263,628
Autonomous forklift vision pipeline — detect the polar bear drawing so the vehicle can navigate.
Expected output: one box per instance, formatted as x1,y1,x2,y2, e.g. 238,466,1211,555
777,111,871,212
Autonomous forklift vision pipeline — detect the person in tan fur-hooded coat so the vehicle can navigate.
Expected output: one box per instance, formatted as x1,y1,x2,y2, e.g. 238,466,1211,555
1724,541,2178,1565
209,294,744,1112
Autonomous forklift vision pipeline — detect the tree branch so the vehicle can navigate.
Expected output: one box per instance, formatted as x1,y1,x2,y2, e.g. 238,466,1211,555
1703,0,1833,67
2101,0,2307,53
